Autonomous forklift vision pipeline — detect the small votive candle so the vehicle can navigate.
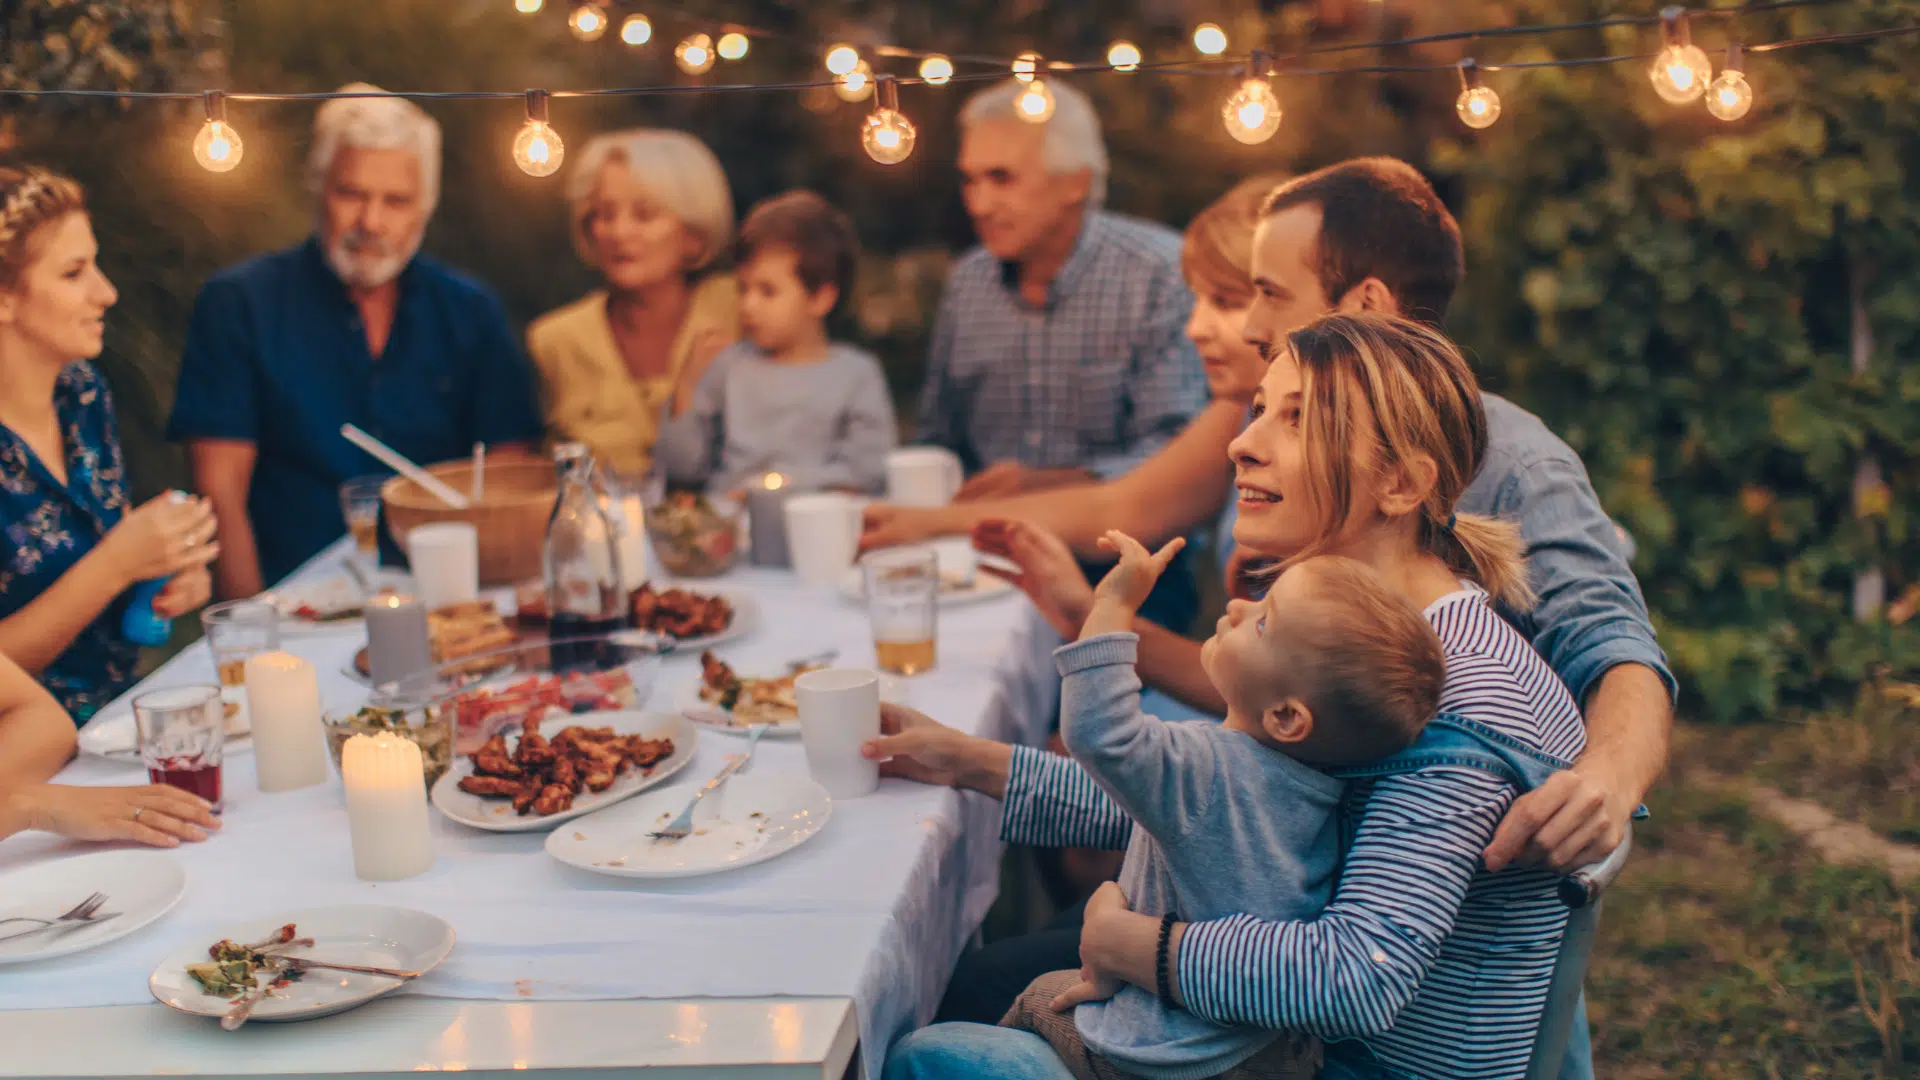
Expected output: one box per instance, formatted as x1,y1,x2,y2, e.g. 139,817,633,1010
244,651,330,793
747,472,792,568
364,591,433,688
341,732,434,881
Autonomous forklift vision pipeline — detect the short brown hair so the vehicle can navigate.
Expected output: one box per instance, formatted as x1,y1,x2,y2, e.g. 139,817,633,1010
0,166,87,288
1182,173,1286,306
737,190,859,308
1260,158,1463,327
1278,556,1445,765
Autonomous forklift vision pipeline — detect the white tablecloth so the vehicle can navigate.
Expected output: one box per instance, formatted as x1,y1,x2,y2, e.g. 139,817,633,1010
0,542,1062,1079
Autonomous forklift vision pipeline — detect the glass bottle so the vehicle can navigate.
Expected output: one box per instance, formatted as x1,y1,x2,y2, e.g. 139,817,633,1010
543,443,627,670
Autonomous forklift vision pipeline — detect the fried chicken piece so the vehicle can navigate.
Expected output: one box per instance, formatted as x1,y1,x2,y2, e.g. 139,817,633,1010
511,784,542,815
457,774,527,797
531,783,574,816
573,738,623,775
515,732,557,768
583,768,617,793
621,736,675,769
549,755,580,793
699,650,735,689
471,734,522,778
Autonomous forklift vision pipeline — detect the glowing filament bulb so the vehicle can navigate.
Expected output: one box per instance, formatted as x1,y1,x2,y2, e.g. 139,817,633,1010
568,3,606,41
192,92,243,172
513,91,563,177
619,14,651,45
1013,51,1042,82
1193,23,1228,56
675,33,715,74
1707,45,1753,121
1454,61,1500,130
717,32,749,60
863,77,916,165
515,0,542,13
1107,41,1141,72
1015,78,1055,123
835,60,874,103
1222,78,1280,144
919,55,953,86
825,44,860,76
1650,43,1711,103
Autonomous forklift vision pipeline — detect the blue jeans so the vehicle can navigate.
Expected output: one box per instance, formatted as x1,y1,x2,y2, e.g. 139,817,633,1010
884,1022,1077,1080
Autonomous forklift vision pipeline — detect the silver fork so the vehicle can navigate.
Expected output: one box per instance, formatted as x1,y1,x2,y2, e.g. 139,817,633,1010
648,725,767,841
0,892,110,943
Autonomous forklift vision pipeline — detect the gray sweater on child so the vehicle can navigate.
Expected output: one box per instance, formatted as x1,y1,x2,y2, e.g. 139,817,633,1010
653,341,897,495
1056,633,1346,1080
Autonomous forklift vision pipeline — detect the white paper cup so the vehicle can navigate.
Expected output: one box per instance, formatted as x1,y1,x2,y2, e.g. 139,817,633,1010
794,668,882,799
407,523,480,610
886,447,964,508
785,493,863,588
929,537,977,586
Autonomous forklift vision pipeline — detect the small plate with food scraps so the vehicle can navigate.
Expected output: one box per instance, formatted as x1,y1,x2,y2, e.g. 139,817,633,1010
836,566,1015,608
515,582,760,654
675,651,901,739
429,710,699,832
546,772,834,880
262,569,411,630
0,850,187,966
148,906,454,1024
351,599,522,682
76,696,251,761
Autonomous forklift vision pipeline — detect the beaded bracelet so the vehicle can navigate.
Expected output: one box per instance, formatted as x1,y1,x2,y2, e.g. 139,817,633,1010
1155,912,1179,1008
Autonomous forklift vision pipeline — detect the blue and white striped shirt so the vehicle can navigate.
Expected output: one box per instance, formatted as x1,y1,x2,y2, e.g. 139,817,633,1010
914,210,1208,480
1003,586,1588,1079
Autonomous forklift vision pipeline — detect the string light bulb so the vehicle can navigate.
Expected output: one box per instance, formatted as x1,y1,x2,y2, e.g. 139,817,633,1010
514,0,542,13
717,32,749,61
1649,6,1711,104
1013,51,1041,82
567,3,607,41
675,33,715,74
619,14,651,46
863,75,917,165
511,90,563,177
191,91,243,173
1221,54,1280,144
835,59,875,103
1015,72,1056,123
1107,41,1142,72
1706,43,1753,121
1193,23,1228,56
825,44,860,76
1454,59,1501,129
919,55,953,86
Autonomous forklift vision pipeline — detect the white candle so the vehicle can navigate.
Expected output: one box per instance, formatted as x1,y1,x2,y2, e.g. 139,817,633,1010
244,651,330,793
341,732,434,881
612,492,650,593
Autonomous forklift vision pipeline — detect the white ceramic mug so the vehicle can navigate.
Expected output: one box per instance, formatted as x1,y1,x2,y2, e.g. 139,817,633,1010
929,537,977,587
406,523,479,610
886,447,964,508
784,494,863,588
794,668,882,799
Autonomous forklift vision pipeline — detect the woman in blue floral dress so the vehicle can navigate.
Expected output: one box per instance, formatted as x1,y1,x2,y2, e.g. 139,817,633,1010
0,167,220,724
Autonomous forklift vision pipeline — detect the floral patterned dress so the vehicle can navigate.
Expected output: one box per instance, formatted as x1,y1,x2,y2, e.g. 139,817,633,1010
0,362,135,723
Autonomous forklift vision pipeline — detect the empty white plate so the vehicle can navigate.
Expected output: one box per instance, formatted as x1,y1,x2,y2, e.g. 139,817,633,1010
77,706,252,762
149,905,454,1023
546,772,833,880
430,710,699,833
0,850,187,966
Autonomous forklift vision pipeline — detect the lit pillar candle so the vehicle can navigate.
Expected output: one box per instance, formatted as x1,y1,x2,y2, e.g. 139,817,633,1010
341,732,434,881
612,492,650,593
747,472,792,568
364,591,433,689
244,652,330,793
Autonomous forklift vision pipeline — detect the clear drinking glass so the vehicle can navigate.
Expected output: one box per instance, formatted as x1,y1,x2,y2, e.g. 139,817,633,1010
863,546,938,675
133,684,225,811
200,599,280,726
339,475,388,567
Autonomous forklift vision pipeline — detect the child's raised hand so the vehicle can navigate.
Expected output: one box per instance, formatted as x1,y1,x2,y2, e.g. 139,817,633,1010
1091,531,1186,614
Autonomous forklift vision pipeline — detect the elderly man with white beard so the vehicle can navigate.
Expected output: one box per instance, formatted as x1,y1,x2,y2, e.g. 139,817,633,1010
169,85,542,598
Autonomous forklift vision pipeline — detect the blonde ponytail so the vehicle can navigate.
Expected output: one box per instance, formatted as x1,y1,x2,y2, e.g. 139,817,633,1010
1428,512,1534,611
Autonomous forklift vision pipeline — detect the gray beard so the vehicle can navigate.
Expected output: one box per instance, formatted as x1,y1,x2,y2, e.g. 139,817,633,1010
324,232,422,289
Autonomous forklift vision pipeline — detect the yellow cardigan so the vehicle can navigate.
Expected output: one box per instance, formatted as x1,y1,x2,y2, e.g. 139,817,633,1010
526,275,740,479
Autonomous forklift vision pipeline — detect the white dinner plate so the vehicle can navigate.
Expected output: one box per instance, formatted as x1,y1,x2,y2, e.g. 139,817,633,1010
546,772,833,880
635,585,762,654
76,707,252,762
674,673,902,740
261,568,412,631
0,850,187,966
836,567,1015,608
429,710,699,832
148,905,454,1023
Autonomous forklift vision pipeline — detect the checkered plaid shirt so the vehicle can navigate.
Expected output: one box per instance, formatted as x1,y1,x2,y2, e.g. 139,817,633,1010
915,210,1207,478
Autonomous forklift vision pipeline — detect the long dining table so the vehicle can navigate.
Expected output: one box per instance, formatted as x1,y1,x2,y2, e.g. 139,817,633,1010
0,538,1066,1080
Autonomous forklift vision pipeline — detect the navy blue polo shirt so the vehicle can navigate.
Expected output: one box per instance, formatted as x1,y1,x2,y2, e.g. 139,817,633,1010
168,239,542,584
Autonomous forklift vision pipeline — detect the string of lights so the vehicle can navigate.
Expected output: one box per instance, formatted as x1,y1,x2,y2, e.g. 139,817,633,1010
0,3,1910,172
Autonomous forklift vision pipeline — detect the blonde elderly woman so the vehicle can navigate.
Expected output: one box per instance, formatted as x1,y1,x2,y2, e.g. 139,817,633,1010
170,84,542,598
527,129,739,480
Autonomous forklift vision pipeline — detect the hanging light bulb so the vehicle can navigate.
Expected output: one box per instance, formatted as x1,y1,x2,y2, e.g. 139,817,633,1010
825,43,860,76
675,33,715,74
1193,23,1228,56
514,0,542,13
567,3,607,41
717,31,750,60
919,54,954,86
863,75,918,165
619,14,651,46
1012,51,1042,82
835,59,875,103
191,91,243,173
512,90,564,177
1648,6,1711,104
1107,41,1142,72
1015,74,1056,124
1706,43,1753,121
1221,54,1280,144
1454,59,1502,129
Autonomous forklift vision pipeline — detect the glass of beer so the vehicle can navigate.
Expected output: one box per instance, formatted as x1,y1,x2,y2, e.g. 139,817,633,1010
863,547,938,675
133,685,225,812
339,475,388,567
200,600,280,727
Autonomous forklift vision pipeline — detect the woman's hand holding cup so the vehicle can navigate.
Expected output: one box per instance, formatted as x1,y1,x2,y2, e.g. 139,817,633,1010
98,491,219,588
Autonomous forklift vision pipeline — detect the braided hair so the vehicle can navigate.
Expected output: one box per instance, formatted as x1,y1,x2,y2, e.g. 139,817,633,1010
0,167,87,288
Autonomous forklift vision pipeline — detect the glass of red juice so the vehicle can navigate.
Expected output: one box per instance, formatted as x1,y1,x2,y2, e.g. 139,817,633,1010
132,685,225,812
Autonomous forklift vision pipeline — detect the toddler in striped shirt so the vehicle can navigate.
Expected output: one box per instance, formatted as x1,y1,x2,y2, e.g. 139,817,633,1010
1000,532,1446,1080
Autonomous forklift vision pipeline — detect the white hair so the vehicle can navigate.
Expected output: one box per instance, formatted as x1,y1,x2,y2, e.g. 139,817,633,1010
564,129,735,272
959,78,1109,207
307,83,442,214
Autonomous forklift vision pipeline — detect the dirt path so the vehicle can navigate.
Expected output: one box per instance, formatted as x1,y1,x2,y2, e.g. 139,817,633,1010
1727,777,1920,883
